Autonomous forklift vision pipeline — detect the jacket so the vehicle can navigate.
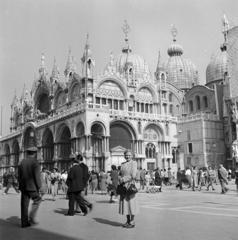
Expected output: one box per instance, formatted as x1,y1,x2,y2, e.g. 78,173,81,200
66,164,85,192
18,157,41,192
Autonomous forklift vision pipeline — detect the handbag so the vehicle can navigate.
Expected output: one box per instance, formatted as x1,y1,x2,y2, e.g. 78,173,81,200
116,183,127,196
126,183,138,196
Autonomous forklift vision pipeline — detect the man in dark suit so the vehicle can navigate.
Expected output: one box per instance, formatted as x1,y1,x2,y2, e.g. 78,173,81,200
66,154,92,216
18,147,42,228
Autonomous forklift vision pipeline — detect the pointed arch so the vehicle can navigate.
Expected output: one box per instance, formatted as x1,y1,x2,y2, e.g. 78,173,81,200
12,140,20,166
42,128,54,162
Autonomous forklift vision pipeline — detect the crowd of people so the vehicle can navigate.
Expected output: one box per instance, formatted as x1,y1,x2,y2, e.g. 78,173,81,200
1,149,238,229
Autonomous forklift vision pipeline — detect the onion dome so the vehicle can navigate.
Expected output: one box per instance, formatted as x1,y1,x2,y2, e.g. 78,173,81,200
165,25,199,90
115,20,150,82
116,52,150,78
206,44,228,84
206,15,230,85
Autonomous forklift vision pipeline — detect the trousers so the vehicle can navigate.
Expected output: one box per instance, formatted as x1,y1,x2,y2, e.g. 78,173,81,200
21,191,41,226
68,191,90,215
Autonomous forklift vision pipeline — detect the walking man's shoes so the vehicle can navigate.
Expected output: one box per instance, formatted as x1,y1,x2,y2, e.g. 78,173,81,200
88,204,93,211
21,223,31,228
64,213,74,216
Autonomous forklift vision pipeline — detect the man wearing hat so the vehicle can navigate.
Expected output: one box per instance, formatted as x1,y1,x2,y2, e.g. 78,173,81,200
65,153,92,216
18,146,42,228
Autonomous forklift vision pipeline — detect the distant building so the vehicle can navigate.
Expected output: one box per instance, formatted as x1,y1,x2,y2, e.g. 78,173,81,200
0,18,238,176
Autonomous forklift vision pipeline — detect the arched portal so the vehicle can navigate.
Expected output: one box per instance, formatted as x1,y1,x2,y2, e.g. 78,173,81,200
76,122,85,154
57,125,71,171
12,140,20,169
110,122,135,150
4,144,10,167
42,128,54,169
91,122,105,171
23,127,36,151
109,121,136,167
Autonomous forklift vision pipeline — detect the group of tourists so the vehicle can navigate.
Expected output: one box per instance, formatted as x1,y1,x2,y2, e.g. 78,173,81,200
2,146,238,229
176,164,237,194
14,147,138,229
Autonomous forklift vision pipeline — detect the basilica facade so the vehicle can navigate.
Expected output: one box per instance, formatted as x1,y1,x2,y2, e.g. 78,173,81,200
1,19,238,175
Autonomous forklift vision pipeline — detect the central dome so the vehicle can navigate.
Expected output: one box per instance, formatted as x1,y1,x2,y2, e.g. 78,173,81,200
116,50,150,79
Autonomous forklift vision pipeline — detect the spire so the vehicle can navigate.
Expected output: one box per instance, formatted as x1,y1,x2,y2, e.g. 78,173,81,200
21,83,26,102
122,20,132,53
156,51,161,71
51,57,60,79
39,53,47,77
155,50,165,81
11,89,17,107
64,47,76,77
81,34,94,78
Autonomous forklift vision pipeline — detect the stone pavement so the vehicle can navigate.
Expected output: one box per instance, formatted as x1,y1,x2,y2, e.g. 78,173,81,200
0,182,238,240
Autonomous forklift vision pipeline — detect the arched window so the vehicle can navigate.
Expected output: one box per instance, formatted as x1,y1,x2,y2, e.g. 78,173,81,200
203,96,208,108
196,96,200,110
169,104,173,115
169,93,173,102
189,100,193,112
145,143,156,158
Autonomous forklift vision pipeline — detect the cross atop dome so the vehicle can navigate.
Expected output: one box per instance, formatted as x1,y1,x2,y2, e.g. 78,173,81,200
222,14,229,43
171,24,178,42
122,20,131,42
122,20,132,53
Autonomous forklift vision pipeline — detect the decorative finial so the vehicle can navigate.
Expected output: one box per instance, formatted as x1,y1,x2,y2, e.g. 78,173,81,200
171,24,178,42
122,20,131,41
41,53,45,67
156,50,161,69
222,14,229,42
52,56,60,79
110,52,114,64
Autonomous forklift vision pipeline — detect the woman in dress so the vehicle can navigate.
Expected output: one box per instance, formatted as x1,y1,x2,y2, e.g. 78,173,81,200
40,168,48,200
50,168,60,201
99,170,107,194
90,170,98,194
119,150,138,228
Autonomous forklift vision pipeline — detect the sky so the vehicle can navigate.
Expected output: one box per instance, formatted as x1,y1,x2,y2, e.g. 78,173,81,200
0,0,237,136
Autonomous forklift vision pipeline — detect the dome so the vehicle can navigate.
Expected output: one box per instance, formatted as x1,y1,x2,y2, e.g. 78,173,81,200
206,44,228,84
115,49,150,79
165,42,199,90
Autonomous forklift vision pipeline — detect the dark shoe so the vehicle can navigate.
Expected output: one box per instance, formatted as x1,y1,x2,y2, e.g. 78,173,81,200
122,222,130,228
82,211,88,216
64,213,74,216
75,210,82,213
88,204,93,211
21,223,31,228
125,223,135,228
